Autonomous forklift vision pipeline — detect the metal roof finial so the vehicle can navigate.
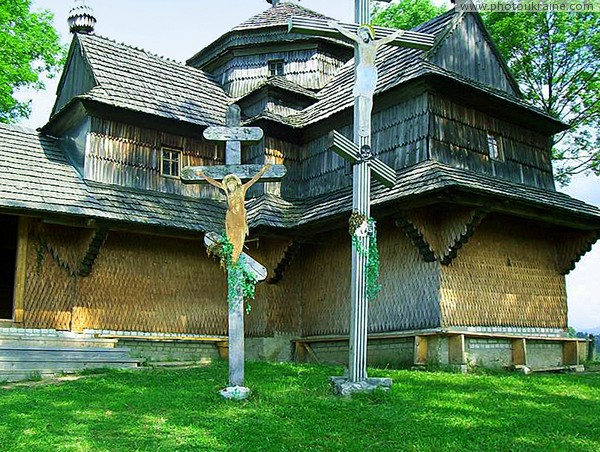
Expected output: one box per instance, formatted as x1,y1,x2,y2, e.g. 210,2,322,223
68,0,96,34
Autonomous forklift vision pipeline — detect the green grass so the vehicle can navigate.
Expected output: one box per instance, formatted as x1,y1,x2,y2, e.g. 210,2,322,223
1,362,599,451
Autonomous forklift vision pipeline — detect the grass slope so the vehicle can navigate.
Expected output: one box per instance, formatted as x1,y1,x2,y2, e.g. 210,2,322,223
1,362,599,451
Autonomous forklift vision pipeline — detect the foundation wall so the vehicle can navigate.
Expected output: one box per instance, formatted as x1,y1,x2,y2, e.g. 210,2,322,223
300,338,415,368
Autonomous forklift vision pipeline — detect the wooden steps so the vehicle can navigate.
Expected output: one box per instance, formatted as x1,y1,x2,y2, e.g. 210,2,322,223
0,329,141,382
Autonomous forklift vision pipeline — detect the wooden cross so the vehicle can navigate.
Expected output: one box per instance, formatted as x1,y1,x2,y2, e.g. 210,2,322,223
290,2,434,386
181,104,286,395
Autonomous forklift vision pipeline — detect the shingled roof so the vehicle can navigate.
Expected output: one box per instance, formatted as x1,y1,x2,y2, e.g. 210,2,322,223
52,34,231,127
247,160,600,231
248,10,564,131
232,3,331,31
0,123,225,233
187,3,345,69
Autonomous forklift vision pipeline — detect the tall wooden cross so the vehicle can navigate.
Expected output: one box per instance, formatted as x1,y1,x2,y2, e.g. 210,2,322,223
182,104,286,398
290,2,434,390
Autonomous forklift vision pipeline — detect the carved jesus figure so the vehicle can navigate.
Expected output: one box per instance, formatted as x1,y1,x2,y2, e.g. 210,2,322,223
197,165,270,264
330,22,404,138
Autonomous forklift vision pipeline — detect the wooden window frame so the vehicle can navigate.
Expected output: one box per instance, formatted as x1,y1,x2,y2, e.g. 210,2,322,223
268,59,285,76
487,133,504,162
161,147,181,178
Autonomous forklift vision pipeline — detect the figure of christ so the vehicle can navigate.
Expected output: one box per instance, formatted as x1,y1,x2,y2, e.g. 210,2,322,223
330,22,405,138
196,164,271,264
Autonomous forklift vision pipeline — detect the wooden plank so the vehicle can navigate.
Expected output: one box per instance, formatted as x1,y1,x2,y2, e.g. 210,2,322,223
512,338,527,366
448,334,465,365
204,232,267,282
12,217,28,323
562,341,579,366
288,16,435,50
414,336,428,365
181,164,286,184
203,126,263,143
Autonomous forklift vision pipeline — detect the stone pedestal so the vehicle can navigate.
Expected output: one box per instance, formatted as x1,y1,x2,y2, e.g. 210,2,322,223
330,376,392,397
219,385,251,400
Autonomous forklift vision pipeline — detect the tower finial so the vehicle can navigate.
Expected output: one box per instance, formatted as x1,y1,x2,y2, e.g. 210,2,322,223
267,0,281,6
68,0,96,34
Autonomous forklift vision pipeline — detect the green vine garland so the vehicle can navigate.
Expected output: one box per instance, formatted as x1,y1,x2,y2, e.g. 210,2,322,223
207,234,257,314
348,212,382,301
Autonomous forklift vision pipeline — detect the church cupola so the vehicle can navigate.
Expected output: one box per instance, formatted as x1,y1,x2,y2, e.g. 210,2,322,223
68,0,96,34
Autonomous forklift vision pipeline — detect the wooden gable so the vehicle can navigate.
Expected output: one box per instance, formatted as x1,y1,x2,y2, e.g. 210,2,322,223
427,12,520,96
52,36,97,117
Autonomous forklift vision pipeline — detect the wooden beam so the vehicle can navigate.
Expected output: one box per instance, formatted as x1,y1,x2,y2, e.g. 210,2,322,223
181,164,287,184
12,217,29,323
288,17,435,50
203,126,264,143
328,131,396,188
204,232,267,282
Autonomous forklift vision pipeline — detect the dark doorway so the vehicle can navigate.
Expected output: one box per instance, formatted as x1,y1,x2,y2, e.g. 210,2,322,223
0,216,18,320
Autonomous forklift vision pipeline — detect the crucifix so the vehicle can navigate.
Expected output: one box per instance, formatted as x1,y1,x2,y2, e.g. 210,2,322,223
290,1,434,393
181,104,286,399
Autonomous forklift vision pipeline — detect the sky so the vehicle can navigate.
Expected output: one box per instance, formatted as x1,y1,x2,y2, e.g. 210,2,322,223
15,0,600,331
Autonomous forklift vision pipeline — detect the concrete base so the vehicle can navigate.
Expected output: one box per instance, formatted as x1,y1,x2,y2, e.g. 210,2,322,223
219,386,251,400
330,376,392,397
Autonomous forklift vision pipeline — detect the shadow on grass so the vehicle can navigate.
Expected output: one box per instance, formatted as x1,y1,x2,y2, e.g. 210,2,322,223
0,362,598,451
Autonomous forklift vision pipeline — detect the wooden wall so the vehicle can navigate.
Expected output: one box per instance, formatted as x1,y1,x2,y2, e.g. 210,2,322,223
212,48,346,98
22,220,229,334
85,117,224,197
283,94,430,199
429,95,555,189
292,220,442,336
439,214,567,329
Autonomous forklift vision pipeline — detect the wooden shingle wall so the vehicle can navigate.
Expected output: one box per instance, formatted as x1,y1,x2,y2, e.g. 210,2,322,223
439,215,567,329
297,221,441,336
285,94,430,199
85,118,224,197
212,47,346,98
429,95,555,189
22,220,229,335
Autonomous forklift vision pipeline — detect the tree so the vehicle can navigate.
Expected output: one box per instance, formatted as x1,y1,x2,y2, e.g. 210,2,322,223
372,0,447,31
0,0,64,123
483,12,600,184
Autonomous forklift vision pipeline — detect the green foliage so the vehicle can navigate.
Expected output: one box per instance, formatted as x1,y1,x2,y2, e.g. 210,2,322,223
349,214,382,301
0,0,65,123
482,12,600,184
1,363,600,450
208,234,257,314
372,0,447,30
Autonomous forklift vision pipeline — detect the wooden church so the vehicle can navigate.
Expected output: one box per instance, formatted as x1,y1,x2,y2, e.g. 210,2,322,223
1,0,599,379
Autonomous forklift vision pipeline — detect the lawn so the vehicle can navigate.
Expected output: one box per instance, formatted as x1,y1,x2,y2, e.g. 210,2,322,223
1,362,599,451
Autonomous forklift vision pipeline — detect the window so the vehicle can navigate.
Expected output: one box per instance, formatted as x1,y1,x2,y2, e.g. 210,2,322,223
268,59,284,76
487,133,503,161
161,148,181,177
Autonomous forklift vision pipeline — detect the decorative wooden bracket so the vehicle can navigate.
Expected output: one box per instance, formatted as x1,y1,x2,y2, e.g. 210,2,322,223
396,207,489,265
557,230,600,275
77,226,109,277
395,216,436,262
267,240,302,284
